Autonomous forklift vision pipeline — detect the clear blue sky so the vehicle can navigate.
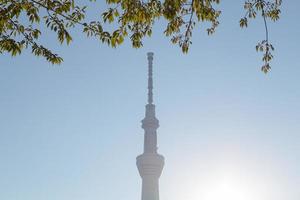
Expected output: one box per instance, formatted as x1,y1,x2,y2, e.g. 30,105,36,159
0,1,299,200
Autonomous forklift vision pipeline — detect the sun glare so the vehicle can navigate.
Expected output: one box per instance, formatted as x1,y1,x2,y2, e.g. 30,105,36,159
201,172,255,200
166,159,274,200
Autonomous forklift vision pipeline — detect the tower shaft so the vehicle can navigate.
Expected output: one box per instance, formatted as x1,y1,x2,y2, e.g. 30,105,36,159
137,53,164,200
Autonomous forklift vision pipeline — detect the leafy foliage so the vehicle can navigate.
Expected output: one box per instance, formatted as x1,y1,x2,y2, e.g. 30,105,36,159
0,0,281,72
240,0,282,73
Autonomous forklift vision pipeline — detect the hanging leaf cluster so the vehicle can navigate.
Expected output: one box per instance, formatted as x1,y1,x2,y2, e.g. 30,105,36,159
240,0,282,73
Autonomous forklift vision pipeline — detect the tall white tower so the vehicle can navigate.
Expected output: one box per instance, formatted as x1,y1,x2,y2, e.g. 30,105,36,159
136,52,164,200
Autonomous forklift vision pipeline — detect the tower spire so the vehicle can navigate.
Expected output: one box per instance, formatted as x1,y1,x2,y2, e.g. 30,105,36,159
137,52,164,200
147,52,154,104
